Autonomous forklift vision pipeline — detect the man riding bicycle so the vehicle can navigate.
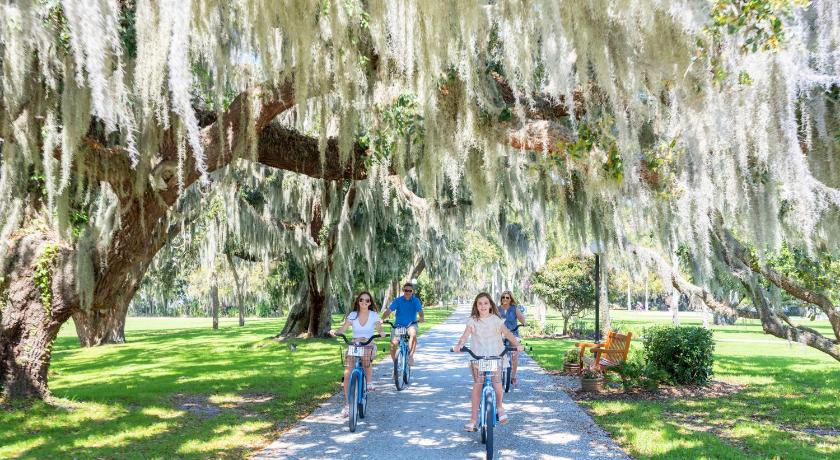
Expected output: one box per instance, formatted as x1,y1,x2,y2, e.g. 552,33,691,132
381,282,424,366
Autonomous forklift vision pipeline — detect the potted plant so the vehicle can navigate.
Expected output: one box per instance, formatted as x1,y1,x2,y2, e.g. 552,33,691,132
563,349,580,374
580,365,604,392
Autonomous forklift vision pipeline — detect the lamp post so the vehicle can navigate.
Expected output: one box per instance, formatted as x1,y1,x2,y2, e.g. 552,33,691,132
593,252,601,343
587,241,605,343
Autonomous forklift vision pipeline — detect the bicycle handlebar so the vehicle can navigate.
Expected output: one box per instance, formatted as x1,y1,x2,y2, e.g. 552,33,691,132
509,323,526,332
383,320,419,329
334,334,379,346
450,345,517,360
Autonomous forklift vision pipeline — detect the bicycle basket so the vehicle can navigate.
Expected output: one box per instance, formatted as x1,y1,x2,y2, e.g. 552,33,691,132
477,358,501,372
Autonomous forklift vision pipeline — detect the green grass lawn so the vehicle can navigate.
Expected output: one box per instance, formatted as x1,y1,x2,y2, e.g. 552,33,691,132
1,306,454,459
527,309,840,459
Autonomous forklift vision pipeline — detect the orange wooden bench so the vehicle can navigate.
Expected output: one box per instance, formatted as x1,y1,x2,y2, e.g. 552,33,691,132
575,330,633,374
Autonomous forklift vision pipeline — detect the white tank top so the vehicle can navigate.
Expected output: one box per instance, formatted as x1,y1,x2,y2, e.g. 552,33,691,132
348,311,380,339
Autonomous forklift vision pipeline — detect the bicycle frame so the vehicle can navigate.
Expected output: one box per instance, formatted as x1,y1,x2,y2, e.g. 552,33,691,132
384,320,418,390
335,334,377,432
452,346,515,431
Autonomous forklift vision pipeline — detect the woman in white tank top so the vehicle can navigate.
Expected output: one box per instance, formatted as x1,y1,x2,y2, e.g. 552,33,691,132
330,291,384,417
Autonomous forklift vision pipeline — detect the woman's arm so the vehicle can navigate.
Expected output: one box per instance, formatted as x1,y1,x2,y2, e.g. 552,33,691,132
330,318,352,336
515,306,527,325
375,318,385,337
501,325,523,350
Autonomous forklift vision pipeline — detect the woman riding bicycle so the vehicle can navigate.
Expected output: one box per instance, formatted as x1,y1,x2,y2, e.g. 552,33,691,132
330,291,385,417
453,292,523,432
498,290,526,386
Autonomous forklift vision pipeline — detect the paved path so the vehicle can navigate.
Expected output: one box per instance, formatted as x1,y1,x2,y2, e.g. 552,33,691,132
253,305,629,460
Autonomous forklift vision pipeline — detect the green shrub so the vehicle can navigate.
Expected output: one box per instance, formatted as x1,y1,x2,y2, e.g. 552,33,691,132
612,347,668,390
642,325,715,385
564,349,579,364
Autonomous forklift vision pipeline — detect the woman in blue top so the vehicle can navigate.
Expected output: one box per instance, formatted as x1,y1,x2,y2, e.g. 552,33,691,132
498,290,526,385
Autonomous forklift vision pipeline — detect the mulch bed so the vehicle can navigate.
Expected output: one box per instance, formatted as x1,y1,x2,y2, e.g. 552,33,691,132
547,370,745,402
573,380,745,402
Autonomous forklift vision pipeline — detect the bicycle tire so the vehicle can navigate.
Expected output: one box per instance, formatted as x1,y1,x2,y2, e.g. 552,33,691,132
348,373,359,432
403,347,411,385
480,390,487,444
484,393,495,459
395,350,406,391
358,374,367,419
503,365,512,393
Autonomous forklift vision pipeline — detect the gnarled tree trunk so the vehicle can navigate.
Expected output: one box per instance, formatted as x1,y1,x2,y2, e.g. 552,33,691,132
279,267,332,337
71,302,128,346
1,233,78,398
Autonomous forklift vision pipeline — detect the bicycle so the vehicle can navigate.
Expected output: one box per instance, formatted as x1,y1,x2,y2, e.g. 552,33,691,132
503,323,525,393
451,345,516,460
383,320,418,390
334,333,379,432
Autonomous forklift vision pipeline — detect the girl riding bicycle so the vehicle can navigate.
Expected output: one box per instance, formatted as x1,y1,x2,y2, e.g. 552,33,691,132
330,291,385,417
453,292,523,432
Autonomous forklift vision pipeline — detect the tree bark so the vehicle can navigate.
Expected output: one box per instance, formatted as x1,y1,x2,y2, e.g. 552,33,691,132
279,267,332,337
226,252,245,327
71,303,128,346
210,282,219,330
1,233,78,398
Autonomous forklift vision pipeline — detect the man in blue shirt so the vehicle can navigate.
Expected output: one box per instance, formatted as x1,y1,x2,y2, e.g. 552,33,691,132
382,282,424,365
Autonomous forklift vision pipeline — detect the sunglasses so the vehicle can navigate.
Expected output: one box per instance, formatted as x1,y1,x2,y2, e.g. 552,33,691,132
501,296,511,299
403,289,413,293
359,298,371,303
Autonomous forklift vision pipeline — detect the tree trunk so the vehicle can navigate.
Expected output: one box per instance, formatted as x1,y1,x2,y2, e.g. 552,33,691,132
562,315,570,335
71,302,128,346
626,279,632,311
210,282,219,330
1,233,78,398
644,277,649,311
668,289,680,325
226,252,245,327
279,267,332,337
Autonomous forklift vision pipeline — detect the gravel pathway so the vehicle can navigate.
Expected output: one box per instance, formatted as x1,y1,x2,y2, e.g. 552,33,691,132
253,305,629,460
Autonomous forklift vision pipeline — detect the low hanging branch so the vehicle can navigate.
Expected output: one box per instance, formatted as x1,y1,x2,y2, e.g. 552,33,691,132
723,236,840,342
712,224,840,361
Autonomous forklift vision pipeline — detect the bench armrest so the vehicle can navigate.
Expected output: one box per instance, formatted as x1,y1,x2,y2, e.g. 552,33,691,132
575,342,599,349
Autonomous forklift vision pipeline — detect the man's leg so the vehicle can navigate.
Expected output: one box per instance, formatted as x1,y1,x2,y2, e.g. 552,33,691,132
408,326,418,365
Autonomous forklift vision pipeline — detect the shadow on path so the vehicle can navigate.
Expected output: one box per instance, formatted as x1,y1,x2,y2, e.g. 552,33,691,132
253,305,629,460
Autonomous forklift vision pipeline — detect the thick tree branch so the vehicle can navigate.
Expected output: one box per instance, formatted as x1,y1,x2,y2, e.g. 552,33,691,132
718,226,840,342
712,224,840,360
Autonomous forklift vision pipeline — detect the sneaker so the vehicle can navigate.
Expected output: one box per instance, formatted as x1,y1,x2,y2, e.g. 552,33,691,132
367,384,376,392
341,405,349,417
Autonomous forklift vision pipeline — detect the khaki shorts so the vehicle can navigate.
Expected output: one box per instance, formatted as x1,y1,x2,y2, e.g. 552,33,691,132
345,343,376,368
469,360,503,383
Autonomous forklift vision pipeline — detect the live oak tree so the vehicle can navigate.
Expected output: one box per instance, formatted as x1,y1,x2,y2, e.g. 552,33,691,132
2,0,840,401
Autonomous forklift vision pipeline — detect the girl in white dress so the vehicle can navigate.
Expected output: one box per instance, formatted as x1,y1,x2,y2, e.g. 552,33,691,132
331,291,385,417
453,292,523,431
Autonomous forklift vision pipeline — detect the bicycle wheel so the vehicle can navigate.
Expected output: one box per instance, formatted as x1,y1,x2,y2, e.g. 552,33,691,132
394,350,405,391
403,346,411,385
503,364,512,393
358,374,367,419
484,393,495,459
347,373,359,432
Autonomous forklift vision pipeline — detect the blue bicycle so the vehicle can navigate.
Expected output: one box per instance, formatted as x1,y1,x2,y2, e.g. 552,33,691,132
335,333,379,432
452,345,516,460
503,324,525,393
384,320,417,391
